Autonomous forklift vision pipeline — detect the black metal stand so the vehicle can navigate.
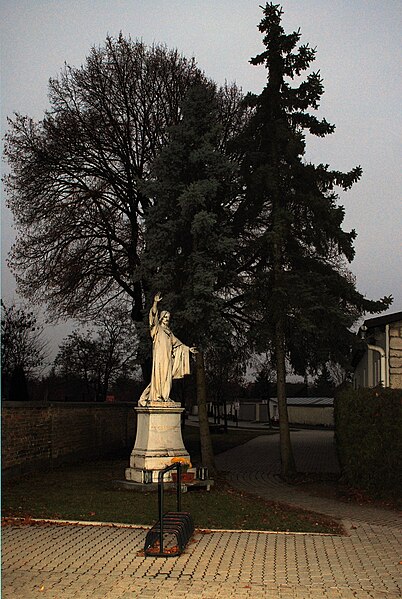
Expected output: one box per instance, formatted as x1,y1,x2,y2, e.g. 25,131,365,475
144,463,194,557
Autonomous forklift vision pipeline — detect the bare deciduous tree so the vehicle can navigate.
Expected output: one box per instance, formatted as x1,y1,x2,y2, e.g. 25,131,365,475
1,300,48,400
4,35,244,327
54,304,138,402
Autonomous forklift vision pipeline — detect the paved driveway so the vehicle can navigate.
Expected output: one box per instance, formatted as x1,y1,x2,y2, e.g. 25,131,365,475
217,429,400,527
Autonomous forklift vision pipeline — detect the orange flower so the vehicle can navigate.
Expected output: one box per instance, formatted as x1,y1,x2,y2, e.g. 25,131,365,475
170,457,192,468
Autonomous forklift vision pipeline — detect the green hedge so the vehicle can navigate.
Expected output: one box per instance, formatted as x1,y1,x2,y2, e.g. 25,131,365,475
334,387,402,495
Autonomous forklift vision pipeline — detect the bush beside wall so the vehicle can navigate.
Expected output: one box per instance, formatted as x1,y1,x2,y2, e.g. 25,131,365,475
334,387,402,495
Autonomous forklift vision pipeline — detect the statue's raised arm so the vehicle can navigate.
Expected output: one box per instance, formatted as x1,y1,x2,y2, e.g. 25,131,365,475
149,292,162,340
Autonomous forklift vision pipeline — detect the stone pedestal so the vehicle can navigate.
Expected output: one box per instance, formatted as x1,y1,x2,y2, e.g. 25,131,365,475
125,402,190,484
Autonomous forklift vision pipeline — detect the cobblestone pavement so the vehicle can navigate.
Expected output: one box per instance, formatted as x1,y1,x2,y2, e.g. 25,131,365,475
2,430,401,598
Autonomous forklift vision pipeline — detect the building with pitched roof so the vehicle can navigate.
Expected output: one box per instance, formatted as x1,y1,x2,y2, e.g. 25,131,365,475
353,311,402,389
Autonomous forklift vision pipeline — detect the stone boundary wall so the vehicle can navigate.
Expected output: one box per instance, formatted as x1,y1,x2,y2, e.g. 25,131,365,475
2,402,137,480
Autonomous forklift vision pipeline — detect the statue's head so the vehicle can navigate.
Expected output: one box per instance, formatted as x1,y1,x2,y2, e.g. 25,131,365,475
160,310,170,326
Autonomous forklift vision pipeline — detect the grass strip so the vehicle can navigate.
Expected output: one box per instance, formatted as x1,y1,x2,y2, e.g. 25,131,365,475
2,425,344,534
2,456,343,534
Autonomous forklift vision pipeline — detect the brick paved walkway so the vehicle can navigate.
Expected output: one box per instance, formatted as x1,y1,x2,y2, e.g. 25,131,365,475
2,429,401,598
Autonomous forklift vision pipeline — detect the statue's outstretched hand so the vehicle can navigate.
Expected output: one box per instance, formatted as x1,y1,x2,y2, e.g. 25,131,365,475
154,292,162,303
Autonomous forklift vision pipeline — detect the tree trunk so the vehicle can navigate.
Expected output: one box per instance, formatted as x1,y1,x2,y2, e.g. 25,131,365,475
195,351,216,476
304,371,309,396
223,395,228,433
275,317,296,478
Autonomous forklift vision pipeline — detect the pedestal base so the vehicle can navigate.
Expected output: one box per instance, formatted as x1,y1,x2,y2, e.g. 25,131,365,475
125,403,190,484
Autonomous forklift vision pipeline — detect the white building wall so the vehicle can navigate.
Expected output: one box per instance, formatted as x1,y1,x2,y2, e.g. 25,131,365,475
287,406,334,427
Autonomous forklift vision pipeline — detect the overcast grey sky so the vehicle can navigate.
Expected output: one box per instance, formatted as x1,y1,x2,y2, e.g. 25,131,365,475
1,1,401,344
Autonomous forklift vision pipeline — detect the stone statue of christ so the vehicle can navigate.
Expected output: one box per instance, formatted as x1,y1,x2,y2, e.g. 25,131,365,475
138,293,197,406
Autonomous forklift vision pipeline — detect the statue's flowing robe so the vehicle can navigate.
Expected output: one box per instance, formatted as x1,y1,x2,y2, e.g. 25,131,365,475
139,305,190,405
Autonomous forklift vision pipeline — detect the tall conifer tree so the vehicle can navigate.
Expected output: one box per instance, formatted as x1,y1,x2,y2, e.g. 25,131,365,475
142,83,242,473
235,4,391,476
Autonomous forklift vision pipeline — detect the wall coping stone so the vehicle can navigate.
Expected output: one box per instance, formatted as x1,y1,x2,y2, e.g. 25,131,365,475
2,401,137,409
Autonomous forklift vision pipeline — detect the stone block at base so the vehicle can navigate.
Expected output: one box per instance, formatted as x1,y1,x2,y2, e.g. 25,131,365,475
113,475,214,492
125,403,190,484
